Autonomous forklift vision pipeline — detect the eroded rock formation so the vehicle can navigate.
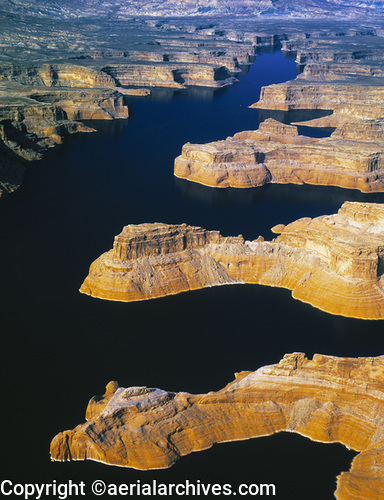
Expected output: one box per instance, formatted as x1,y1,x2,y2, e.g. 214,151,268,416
50,352,384,499
174,22,384,192
80,202,384,320
5,14,384,197
0,12,266,197
175,117,384,191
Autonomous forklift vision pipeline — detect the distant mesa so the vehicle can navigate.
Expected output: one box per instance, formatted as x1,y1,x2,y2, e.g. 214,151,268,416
50,352,384,499
80,201,384,320
4,0,383,19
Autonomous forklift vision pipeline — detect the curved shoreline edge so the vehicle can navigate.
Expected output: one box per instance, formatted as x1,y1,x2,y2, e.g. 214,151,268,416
50,352,384,499
80,201,384,320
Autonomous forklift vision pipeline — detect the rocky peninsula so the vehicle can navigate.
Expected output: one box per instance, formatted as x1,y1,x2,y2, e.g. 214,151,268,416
80,201,384,320
4,13,384,197
50,352,384,499
0,13,257,197
175,23,384,192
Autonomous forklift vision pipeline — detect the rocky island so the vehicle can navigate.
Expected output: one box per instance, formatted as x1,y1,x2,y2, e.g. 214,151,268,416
80,201,384,320
50,352,384,499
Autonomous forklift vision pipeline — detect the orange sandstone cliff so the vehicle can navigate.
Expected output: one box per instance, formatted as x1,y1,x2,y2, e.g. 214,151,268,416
174,30,384,192
50,352,384,499
174,117,384,191
80,201,384,320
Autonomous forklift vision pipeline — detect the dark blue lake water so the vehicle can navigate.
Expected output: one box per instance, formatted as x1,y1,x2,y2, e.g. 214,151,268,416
1,50,383,498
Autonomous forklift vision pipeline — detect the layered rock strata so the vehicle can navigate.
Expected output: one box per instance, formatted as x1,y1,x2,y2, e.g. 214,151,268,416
0,85,129,157
0,15,260,196
5,15,384,198
50,352,384,499
174,118,384,191
173,21,384,192
80,202,384,320
80,223,239,302
100,62,236,88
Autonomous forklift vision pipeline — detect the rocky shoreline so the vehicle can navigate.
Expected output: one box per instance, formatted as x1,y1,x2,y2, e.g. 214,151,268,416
175,26,384,192
80,201,384,320
5,15,384,197
50,352,384,499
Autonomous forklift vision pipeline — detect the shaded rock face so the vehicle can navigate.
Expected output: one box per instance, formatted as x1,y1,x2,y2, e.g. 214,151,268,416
0,86,129,160
102,63,236,88
80,202,384,319
50,352,384,499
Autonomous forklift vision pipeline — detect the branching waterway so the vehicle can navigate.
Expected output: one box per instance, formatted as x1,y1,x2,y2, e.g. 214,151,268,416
1,50,382,498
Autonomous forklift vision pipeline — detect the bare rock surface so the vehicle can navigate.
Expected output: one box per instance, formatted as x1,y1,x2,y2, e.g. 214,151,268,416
80,202,384,320
4,14,384,196
50,352,384,499
0,13,257,197
3,0,384,19
175,22,384,192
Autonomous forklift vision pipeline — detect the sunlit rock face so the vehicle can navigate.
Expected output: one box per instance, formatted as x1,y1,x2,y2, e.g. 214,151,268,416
50,352,384,499
80,223,239,302
0,12,260,197
0,85,128,157
174,118,384,191
175,24,384,192
80,202,384,320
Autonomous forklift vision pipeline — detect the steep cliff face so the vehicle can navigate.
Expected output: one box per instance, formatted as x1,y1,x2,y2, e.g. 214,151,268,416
80,202,384,320
174,118,384,191
80,223,238,302
173,23,384,192
101,62,236,88
0,13,259,198
252,76,384,119
50,352,384,499
0,62,116,88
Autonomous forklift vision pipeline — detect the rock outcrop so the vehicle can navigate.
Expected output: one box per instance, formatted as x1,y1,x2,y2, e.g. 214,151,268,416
0,13,261,197
5,14,384,197
174,118,384,191
50,352,384,499
80,223,239,302
80,202,384,320
174,22,384,192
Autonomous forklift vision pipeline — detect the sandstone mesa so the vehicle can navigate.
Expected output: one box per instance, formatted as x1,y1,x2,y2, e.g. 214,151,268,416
4,13,384,197
0,14,256,197
4,15,384,197
50,352,384,499
80,201,384,320
174,25,384,192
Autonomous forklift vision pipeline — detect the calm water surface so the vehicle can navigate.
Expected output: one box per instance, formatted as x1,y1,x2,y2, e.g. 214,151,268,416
1,51,383,498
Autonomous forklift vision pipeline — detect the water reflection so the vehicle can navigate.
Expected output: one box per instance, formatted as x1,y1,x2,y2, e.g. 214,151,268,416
175,175,384,210
258,108,333,124
140,84,230,102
